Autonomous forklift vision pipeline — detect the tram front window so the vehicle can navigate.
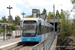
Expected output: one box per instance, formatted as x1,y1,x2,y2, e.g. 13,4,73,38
23,24,36,33
22,23,36,37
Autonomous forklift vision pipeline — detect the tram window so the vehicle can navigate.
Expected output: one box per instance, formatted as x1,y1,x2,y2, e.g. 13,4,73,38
38,23,41,35
41,25,44,34
35,25,37,33
45,26,47,33
50,27,53,31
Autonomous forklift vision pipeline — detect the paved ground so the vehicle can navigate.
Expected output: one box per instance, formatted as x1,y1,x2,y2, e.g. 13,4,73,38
50,35,57,50
0,37,21,47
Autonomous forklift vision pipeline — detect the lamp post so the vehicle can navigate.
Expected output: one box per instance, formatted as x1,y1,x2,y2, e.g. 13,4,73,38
7,5,13,38
7,5,13,22
21,12,25,18
53,4,55,34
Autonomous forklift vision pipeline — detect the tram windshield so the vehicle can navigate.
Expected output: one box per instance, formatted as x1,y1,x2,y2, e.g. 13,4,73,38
23,23,36,33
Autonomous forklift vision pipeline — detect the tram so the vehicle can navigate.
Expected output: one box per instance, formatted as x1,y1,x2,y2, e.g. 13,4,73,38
21,18,54,42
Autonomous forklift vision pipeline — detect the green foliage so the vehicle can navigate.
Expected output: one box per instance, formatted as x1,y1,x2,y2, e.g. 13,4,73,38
71,0,75,12
71,0,75,4
47,12,51,18
60,9,65,19
8,15,13,22
59,10,72,37
15,15,21,21
72,19,75,35
0,26,3,33
11,22,16,30
42,8,47,16
51,13,54,18
0,15,21,31
15,15,21,25
25,15,32,18
56,10,61,19
42,8,46,14
56,10,59,16
2,16,7,22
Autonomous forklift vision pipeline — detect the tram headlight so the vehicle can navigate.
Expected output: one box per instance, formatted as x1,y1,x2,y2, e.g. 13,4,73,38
22,33,25,36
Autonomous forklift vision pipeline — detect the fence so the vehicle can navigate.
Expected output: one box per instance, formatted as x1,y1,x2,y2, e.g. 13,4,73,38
30,32,57,50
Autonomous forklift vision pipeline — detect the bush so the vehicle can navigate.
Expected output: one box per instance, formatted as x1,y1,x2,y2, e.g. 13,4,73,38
11,22,16,30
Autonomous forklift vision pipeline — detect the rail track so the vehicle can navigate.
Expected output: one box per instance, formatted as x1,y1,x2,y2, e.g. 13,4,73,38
9,42,39,50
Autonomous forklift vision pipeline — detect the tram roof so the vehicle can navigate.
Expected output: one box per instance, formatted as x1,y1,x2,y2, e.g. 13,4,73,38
23,18,44,22
22,18,53,27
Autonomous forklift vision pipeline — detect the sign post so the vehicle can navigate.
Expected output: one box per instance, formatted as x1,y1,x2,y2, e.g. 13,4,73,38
32,9,38,18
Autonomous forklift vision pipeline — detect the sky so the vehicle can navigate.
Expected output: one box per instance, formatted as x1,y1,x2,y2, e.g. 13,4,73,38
0,0,74,19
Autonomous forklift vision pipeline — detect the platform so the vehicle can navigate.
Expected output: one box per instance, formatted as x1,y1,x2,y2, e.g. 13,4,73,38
0,37,21,49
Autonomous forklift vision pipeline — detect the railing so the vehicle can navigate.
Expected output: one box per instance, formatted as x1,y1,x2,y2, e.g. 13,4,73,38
30,32,57,50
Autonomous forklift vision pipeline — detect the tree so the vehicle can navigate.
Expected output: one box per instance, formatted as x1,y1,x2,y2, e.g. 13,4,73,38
71,0,75,4
25,15,32,18
71,0,75,12
60,9,65,19
8,15,13,22
72,14,75,35
59,10,72,38
56,10,60,17
15,15,21,25
0,26,3,33
51,13,54,18
42,8,46,14
47,12,51,18
11,22,16,30
42,8,47,16
2,16,7,22
72,20,75,35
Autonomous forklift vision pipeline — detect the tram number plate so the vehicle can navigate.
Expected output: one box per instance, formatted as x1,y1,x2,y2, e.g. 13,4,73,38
27,38,30,41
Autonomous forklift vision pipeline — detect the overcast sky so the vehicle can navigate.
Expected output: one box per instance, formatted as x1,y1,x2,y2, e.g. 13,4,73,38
0,0,74,19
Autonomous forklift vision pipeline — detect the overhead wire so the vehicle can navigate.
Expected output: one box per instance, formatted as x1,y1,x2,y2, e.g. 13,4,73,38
25,0,33,7
22,0,33,9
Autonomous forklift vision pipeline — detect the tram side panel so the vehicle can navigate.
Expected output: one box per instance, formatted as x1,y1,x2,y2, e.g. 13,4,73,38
21,18,54,42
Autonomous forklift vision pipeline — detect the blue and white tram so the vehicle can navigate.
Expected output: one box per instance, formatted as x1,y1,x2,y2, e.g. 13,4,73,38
21,18,53,42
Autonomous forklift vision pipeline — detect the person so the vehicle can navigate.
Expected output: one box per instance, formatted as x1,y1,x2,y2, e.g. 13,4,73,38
6,32,11,40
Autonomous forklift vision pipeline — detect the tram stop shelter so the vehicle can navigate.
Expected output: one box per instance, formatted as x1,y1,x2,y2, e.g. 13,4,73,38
0,23,12,41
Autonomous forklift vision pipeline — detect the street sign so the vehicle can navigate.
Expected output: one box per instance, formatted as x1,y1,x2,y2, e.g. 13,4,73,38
5,29,7,33
32,9,38,18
